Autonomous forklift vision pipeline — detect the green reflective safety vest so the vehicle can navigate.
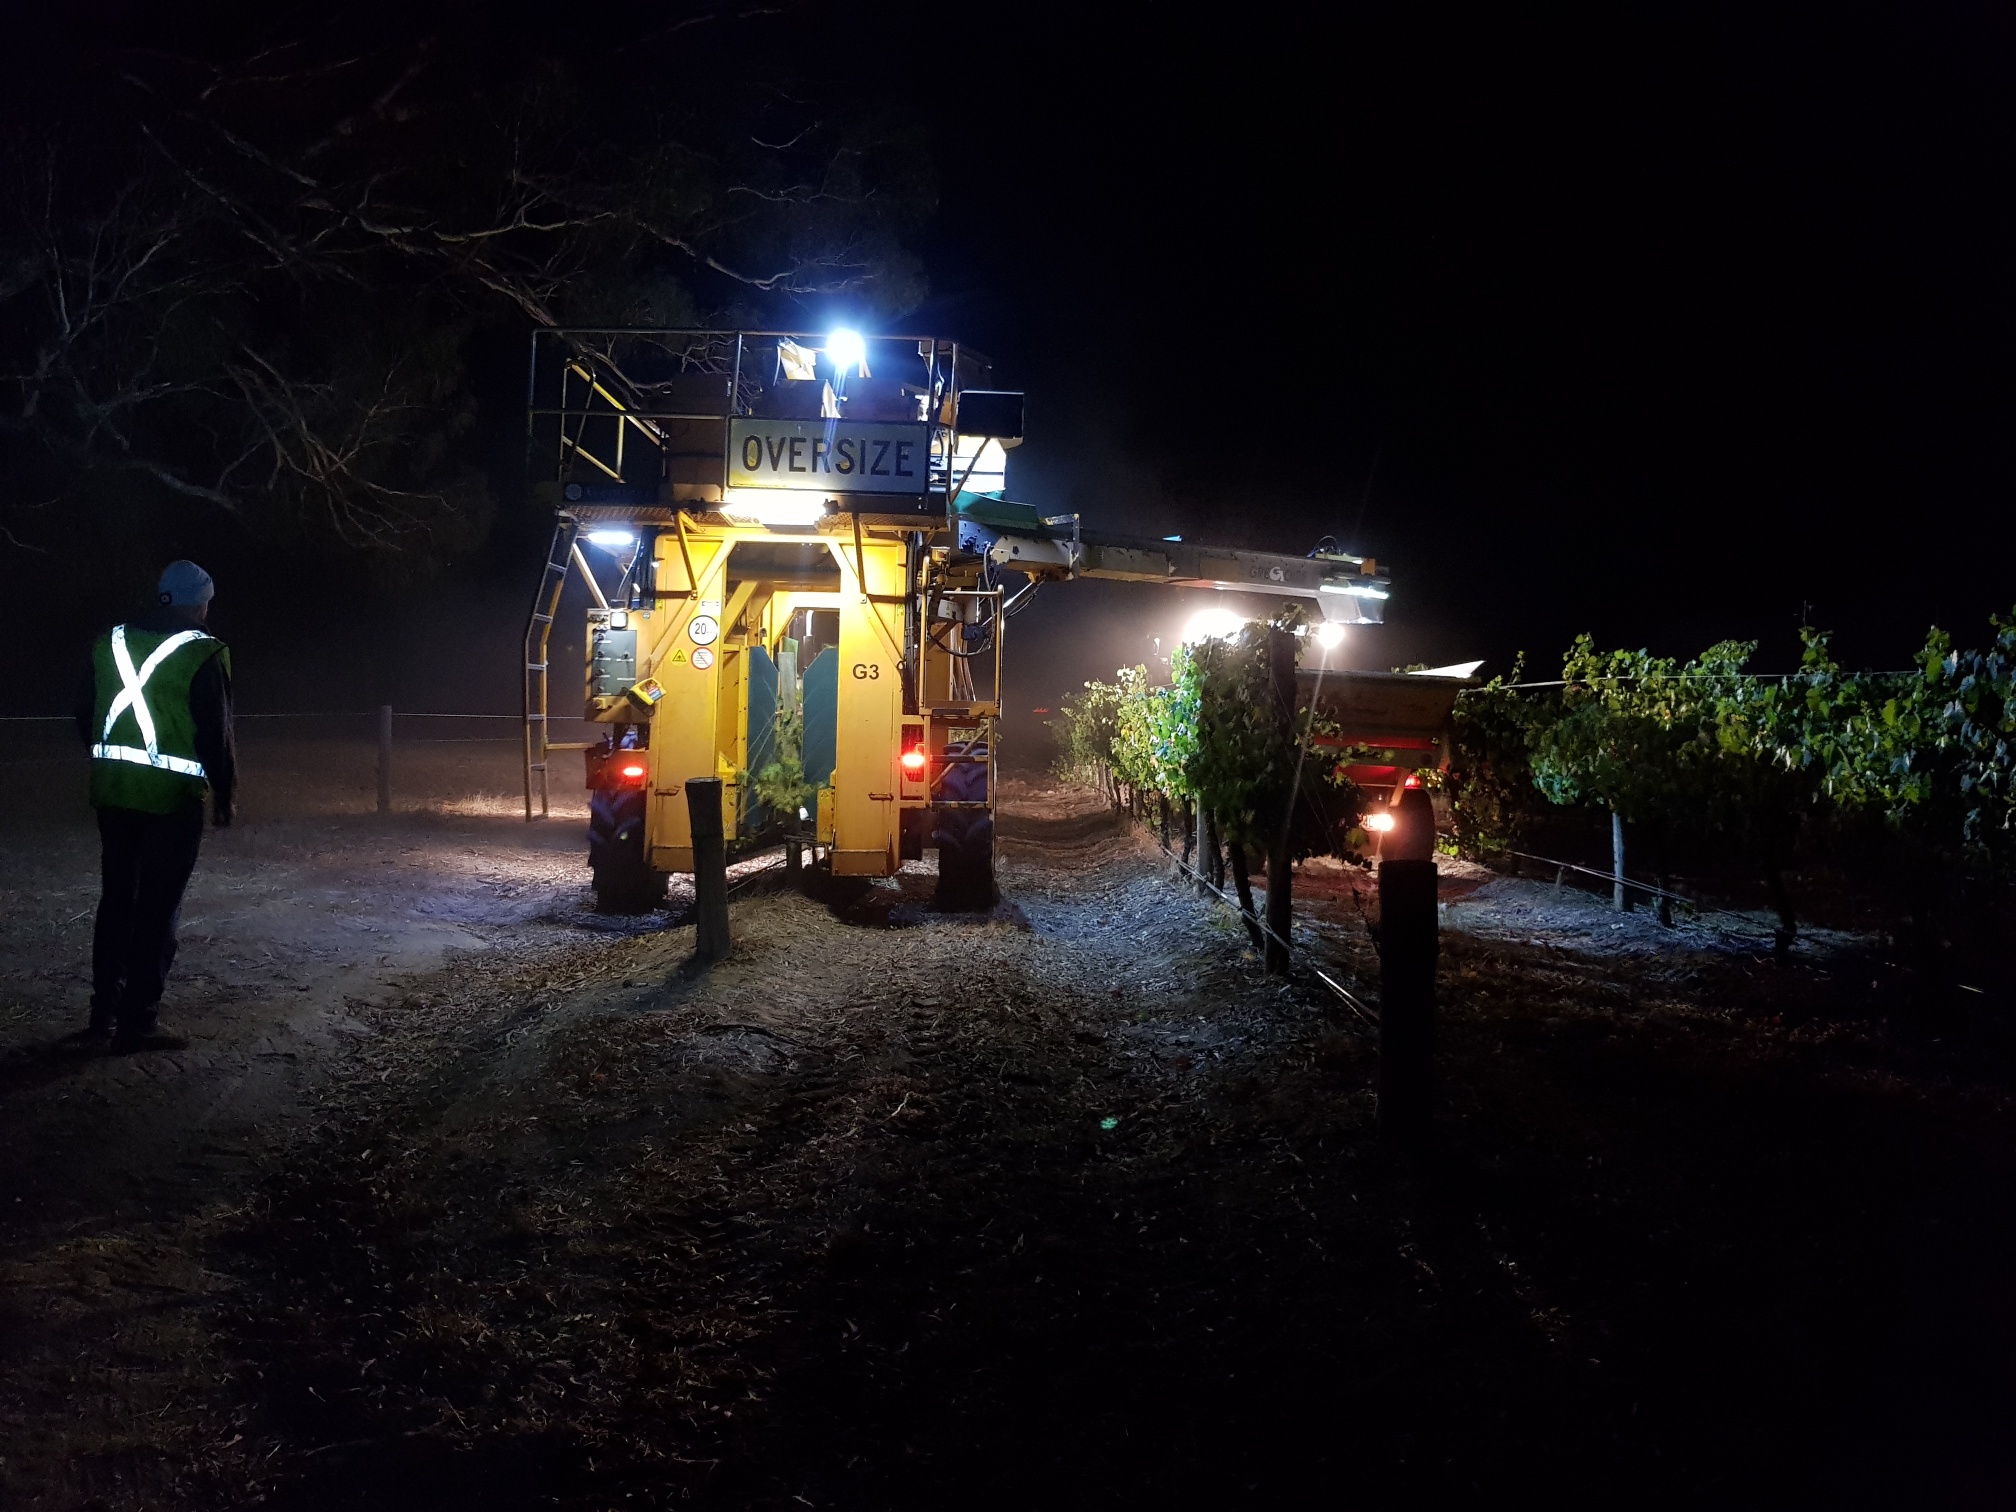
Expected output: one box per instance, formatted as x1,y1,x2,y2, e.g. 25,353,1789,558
89,624,228,813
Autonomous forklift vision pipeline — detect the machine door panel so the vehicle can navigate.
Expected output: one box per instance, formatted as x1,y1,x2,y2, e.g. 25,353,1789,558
830,586,903,875
744,645,778,830
801,648,838,788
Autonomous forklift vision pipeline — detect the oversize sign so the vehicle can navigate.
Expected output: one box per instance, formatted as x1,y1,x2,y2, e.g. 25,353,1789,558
728,419,930,494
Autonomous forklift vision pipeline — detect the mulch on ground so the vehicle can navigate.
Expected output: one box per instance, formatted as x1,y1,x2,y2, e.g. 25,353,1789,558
6,780,2016,1509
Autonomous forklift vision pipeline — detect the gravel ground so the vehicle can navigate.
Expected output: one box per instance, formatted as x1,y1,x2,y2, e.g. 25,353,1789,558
4,776,2015,1509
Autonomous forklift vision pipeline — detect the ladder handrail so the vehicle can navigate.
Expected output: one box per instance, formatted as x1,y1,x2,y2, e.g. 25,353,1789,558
523,514,579,821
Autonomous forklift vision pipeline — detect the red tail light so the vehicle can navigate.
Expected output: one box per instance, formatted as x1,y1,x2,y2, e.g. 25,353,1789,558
1403,772,1423,790
900,747,927,772
587,747,650,793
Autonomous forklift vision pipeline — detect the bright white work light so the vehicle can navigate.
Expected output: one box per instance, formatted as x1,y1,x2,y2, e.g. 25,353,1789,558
950,435,1008,496
826,327,867,373
584,528,636,548
1313,621,1347,651
721,490,832,527
1180,606,1248,645
1409,660,1486,679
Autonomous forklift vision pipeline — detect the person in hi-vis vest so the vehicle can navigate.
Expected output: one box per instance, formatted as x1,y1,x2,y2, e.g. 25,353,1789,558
74,560,236,1046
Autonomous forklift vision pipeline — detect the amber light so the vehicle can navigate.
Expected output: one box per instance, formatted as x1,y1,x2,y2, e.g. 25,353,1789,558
1364,811,1397,833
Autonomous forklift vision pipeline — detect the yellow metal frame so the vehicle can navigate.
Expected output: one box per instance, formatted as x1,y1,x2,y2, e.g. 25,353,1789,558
591,516,921,879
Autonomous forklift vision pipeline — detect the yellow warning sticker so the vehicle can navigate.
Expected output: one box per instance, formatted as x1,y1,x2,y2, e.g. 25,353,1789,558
667,648,688,664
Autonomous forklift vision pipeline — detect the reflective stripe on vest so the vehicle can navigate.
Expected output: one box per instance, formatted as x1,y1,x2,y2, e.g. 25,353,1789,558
91,625,211,780
89,742,207,777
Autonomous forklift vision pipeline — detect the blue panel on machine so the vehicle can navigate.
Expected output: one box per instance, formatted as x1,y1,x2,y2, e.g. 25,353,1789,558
802,648,838,788
744,645,777,828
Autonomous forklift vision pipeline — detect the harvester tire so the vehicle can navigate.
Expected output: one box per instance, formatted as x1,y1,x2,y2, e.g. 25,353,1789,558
933,811,997,912
589,787,667,914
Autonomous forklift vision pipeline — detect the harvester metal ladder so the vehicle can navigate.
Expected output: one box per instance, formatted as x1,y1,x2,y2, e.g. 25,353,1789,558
523,512,580,820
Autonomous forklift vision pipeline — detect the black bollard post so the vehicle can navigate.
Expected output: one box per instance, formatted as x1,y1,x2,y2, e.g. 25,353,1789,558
1377,782,1440,1142
687,778,731,962
1377,856,1438,1141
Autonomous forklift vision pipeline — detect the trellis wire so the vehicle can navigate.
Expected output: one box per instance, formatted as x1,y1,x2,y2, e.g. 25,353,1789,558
1153,833,1380,1030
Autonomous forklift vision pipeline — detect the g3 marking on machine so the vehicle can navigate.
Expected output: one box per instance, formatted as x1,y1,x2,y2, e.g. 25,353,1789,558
850,663,882,680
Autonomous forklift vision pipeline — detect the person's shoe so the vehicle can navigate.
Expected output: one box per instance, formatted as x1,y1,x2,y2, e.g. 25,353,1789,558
112,1014,184,1053
112,1029,187,1053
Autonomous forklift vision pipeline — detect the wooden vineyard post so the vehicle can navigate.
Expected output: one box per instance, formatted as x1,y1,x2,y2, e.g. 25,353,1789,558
1612,809,1630,912
377,705,393,815
1263,625,1298,975
687,778,732,962
1202,808,1226,894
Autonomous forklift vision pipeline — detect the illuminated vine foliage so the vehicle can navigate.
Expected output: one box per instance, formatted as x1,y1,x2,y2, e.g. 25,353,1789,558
1055,627,1356,850
744,704,818,821
1052,621,1359,972
1445,654,1550,863
1058,607,2016,971
1444,610,2016,960
1054,676,1128,809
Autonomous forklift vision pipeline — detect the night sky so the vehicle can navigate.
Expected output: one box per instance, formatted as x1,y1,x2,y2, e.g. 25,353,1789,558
903,3,2016,725
6,3,2014,735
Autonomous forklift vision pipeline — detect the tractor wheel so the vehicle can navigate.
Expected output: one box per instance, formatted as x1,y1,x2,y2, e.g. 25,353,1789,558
589,786,667,913
933,811,997,911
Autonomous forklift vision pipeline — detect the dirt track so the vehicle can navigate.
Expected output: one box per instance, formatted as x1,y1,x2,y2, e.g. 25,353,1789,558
4,776,2016,1509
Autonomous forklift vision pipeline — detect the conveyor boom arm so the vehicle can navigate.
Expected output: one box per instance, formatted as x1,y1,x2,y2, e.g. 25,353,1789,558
969,517,1391,623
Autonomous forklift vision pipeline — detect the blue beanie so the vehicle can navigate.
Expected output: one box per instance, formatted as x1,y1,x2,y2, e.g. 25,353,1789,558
158,560,215,608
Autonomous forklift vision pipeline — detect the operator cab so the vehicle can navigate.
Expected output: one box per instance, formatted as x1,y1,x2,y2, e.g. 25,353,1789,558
527,327,1023,521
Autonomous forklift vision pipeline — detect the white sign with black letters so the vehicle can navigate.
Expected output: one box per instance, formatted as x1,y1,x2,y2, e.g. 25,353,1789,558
728,419,930,494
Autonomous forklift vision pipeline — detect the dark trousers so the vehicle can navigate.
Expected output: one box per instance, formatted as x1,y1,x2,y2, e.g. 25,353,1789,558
91,803,204,1031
